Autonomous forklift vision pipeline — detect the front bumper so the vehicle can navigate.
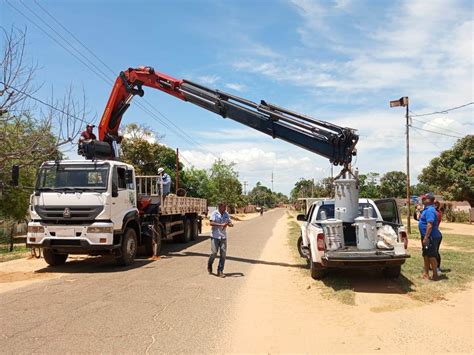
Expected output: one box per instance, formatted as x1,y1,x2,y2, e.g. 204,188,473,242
27,222,118,253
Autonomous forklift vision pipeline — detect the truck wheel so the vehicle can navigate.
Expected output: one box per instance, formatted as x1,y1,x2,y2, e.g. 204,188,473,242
182,218,192,243
383,265,401,278
116,228,137,266
191,218,199,241
43,249,68,266
310,248,325,279
144,222,162,257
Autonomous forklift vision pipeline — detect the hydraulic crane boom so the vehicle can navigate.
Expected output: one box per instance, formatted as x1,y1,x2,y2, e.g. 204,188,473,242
98,66,358,166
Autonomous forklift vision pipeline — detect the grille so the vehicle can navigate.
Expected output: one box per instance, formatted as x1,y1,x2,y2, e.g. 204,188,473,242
35,205,103,222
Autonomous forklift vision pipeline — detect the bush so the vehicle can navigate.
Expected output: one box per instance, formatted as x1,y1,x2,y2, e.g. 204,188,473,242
445,210,470,223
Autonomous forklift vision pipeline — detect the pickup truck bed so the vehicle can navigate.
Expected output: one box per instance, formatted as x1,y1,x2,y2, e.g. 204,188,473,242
322,246,409,268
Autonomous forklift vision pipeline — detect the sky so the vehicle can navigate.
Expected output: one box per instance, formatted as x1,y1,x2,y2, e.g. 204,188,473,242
1,0,473,195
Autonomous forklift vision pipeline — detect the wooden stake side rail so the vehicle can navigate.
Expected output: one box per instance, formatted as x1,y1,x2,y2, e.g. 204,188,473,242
136,175,207,216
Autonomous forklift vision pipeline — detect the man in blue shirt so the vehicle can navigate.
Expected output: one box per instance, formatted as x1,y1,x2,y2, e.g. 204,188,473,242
208,202,233,278
418,193,441,280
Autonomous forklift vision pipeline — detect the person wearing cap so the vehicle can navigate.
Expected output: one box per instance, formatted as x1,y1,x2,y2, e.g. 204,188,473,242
79,123,97,142
157,167,171,196
208,202,233,277
418,193,442,280
434,200,443,273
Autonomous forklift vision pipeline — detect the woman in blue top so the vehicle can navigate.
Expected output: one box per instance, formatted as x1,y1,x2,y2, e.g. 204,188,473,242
418,193,442,280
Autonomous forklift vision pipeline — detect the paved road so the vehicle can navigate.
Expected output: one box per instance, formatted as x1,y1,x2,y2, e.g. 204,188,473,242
0,209,285,353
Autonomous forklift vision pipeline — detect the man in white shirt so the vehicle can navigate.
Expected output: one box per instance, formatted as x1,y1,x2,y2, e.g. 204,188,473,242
208,202,233,277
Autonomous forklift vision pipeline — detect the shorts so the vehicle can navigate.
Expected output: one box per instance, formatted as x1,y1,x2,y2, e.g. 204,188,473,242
422,238,440,258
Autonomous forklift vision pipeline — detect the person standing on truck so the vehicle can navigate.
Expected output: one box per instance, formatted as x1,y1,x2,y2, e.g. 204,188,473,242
208,202,233,278
418,193,441,280
157,167,171,196
434,200,443,273
78,123,97,156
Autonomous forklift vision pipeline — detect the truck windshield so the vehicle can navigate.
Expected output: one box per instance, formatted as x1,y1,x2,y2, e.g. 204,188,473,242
36,164,109,192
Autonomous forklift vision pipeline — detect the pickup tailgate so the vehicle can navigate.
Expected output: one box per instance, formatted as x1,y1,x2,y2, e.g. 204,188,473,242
322,246,409,267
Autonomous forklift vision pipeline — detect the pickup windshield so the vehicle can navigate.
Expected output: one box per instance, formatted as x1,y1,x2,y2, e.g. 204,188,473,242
36,163,110,192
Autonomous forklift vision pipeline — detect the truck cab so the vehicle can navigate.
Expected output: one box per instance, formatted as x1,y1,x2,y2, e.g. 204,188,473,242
27,160,141,266
297,198,409,279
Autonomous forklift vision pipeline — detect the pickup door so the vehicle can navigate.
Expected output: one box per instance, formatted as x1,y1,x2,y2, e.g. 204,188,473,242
374,198,402,232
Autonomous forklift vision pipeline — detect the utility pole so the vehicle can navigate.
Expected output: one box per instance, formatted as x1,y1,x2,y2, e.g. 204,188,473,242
390,97,411,233
243,181,248,195
271,171,274,193
175,148,180,194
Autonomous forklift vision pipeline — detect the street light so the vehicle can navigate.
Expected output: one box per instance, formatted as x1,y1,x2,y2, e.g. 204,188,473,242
390,96,411,233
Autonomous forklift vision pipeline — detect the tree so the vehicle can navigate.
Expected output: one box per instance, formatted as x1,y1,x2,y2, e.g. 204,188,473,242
249,181,275,207
379,171,406,198
0,27,86,171
290,177,332,201
359,172,381,198
120,123,184,192
207,159,242,209
181,167,211,198
418,135,474,204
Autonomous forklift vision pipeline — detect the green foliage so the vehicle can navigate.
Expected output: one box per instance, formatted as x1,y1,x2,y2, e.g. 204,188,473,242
444,210,470,223
181,167,211,198
379,171,407,198
207,159,242,207
359,172,381,198
418,135,474,205
0,116,60,222
290,177,332,201
248,181,289,208
120,123,183,192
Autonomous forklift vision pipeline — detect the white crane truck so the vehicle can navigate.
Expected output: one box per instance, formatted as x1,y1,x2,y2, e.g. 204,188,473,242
26,66,408,273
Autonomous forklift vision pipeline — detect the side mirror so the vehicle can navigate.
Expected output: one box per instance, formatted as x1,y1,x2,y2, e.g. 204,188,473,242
297,214,306,221
112,183,118,197
11,165,19,187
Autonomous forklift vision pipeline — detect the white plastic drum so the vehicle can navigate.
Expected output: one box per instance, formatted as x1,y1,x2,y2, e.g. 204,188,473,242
354,216,377,250
334,170,359,223
320,219,344,251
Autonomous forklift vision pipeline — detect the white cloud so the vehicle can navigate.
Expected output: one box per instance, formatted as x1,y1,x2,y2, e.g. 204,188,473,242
225,82,245,92
197,75,220,85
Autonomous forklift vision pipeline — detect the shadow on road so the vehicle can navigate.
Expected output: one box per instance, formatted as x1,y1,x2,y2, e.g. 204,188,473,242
34,234,211,274
166,251,307,269
321,268,415,295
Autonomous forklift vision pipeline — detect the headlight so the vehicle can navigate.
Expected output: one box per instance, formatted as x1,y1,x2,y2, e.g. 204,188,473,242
28,225,44,233
87,226,113,234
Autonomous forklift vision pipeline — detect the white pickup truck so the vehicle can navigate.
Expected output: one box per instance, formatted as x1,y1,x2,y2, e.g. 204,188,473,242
297,198,409,279
26,160,207,266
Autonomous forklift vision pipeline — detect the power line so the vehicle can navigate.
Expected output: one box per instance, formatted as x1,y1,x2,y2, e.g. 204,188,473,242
9,0,210,152
0,81,87,124
409,125,463,139
29,0,209,152
409,102,473,117
410,117,465,137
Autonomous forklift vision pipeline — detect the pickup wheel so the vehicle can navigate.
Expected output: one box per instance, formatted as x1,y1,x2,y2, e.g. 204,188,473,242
383,265,401,278
43,249,68,266
310,248,325,279
116,228,137,266
297,235,306,258
144,221,162,257
191,218,199,241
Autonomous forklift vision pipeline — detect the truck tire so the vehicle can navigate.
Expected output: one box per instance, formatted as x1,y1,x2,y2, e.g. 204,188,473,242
310,248,325,279
43,249,68,266
182,218,192,243
116,228,137,266
144,221,162,257
383,265,401,278
191,218,199,241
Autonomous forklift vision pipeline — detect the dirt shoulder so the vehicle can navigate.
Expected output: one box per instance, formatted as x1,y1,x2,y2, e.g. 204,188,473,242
225,210,473,353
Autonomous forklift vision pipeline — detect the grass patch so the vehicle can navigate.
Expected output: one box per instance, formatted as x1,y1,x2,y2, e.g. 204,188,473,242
0,245,29,262
287,218,355,305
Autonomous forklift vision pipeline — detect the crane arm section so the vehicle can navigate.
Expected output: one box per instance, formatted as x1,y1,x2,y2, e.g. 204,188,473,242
98,66,358,166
